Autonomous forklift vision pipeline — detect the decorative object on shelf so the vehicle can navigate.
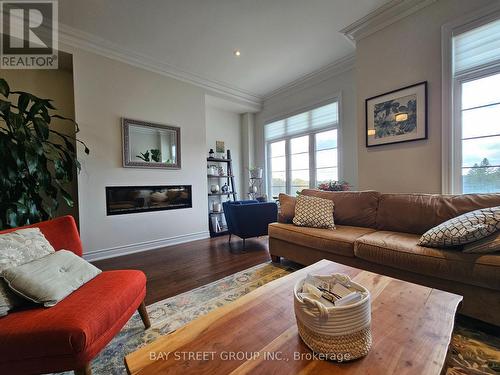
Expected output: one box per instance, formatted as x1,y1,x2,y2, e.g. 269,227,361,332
217,165,225,176
216,140,225,158
210,215,222,232
221,183,229,193
207,165,217,176
249,166,263,179
318,180,351,192
122,118,180,169
248,166,264,200
208,148,215,158
365,81,427,147
210,184,220,193
212,202,222,213
0,78,90,229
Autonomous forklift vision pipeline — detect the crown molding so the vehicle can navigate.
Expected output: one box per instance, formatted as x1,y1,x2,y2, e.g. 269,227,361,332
263,53,355,101
340,0,438,43
56,24,263,107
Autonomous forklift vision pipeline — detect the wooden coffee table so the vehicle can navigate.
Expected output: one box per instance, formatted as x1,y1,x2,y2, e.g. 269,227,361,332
125,259,462,374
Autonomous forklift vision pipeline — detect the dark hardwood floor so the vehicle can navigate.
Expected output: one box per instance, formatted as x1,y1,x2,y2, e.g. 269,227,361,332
93,235,271,305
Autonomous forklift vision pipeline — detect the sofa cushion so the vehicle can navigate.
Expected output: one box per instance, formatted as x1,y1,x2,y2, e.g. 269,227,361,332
278,193,296,224
376,193,500,234
354,231,500,290
0,270,146,364
269,223,376,257
463,232,500,254
301,190,380,228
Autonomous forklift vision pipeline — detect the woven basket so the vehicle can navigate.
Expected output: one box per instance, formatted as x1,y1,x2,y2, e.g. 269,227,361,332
294,274,372,361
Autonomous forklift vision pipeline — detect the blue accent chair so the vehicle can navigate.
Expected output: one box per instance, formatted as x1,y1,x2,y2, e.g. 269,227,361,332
223,200,278,247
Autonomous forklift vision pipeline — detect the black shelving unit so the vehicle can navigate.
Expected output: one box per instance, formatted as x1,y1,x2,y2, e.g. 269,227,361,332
207,150,237,237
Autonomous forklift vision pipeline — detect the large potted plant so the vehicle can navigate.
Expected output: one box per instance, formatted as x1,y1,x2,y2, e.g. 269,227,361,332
0,78,89,229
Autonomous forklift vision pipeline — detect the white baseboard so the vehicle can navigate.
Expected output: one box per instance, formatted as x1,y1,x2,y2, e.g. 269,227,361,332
83,231,210,262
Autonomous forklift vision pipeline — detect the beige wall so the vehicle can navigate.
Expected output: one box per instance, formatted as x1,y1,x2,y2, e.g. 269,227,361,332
71,48,209,259
0,64,78,221
356,0,497,193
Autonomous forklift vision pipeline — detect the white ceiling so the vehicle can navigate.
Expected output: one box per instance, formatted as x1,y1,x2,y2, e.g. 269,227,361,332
59,0,387,101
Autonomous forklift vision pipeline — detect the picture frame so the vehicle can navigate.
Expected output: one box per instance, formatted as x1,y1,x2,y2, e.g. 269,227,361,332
216,140,225,152
365,81,427,147
215,140,225,158
122,118,181,169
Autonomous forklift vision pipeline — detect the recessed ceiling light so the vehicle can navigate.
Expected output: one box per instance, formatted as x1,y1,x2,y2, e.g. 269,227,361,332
234,50,241,57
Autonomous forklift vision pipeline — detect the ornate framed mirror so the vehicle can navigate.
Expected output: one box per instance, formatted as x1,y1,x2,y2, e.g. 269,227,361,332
122,118,181,169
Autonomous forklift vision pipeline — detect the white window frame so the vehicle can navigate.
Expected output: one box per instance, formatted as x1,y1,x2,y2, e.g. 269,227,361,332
264,96,342,198
442,4,500,194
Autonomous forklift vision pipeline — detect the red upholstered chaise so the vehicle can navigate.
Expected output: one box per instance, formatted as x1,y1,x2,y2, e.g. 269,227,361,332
0,216,150,375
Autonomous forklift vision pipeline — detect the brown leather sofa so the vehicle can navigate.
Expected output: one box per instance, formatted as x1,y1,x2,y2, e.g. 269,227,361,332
269,189,500,326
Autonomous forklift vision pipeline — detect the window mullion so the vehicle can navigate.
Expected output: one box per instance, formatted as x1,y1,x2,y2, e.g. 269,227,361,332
309,133,316,189
453,79,463,193
285,138,291,195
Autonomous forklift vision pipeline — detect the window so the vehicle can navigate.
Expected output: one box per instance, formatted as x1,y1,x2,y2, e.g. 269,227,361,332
265,101,339,198
315,130,338,184
460,73,500,193
449,17,500,194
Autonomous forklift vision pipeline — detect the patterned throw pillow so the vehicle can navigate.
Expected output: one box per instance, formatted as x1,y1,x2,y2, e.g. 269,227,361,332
293,194,335,229
462,232,500,254
418,206,500,248
0,228,55,316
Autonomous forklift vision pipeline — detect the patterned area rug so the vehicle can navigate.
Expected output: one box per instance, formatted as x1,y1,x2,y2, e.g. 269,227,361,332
57,263,499,375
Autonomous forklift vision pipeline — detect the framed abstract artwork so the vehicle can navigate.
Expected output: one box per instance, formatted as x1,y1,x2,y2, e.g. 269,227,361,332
365,81,427,147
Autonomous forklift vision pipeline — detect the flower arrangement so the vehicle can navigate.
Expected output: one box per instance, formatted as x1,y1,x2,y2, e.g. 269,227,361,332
318,180,351,192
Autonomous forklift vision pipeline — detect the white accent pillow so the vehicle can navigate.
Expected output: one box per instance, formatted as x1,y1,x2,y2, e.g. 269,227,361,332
0,228,55,316
1,250,101,307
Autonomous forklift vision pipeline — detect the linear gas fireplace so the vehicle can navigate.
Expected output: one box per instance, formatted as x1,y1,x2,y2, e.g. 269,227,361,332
106,185,192,216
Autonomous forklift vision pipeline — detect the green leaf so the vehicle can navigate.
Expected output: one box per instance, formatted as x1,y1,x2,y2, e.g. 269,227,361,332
18,93,30,113
60,188,74,207
25,149,38,174
0,79,10,98
33,117,49,140
42,99,55,110
29,101,43,118
6,209,19,228
40,107,50,123
54,159,66,180
0,99,10,114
